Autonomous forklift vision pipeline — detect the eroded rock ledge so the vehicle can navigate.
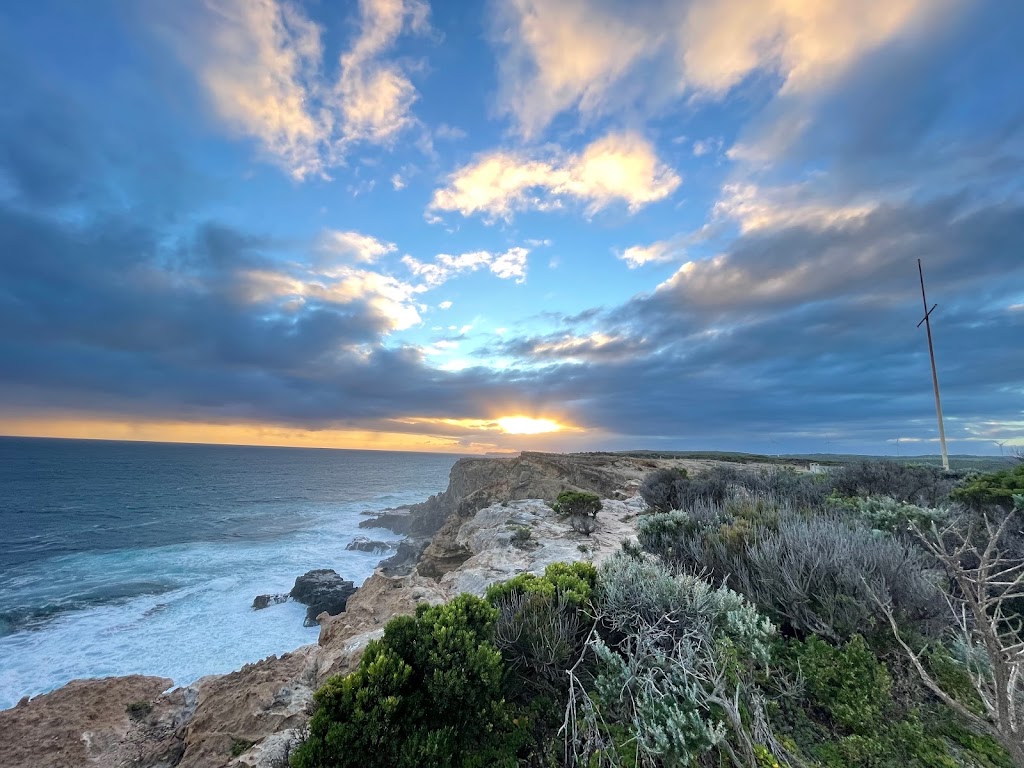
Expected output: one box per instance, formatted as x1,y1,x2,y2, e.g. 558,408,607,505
0,451,725,768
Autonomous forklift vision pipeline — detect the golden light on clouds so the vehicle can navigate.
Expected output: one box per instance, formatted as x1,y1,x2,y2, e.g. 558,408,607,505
2,411,577,453
496,416,563,434
395,415,573,435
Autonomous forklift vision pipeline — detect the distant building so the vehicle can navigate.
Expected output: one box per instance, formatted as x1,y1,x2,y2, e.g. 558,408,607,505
809,462,828,474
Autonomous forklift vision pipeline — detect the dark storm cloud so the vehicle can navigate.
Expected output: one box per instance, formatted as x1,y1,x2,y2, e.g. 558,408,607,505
497,196,1024,446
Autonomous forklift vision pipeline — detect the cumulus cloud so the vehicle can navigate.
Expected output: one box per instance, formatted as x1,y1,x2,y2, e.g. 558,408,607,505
403,247,531,287
172,0,427,179
492,0,956,137
429,132,679,221
318,229,397,264
618,240,680,269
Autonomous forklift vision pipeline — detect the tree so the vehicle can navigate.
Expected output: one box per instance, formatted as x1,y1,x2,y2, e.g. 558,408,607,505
873,500,1024,767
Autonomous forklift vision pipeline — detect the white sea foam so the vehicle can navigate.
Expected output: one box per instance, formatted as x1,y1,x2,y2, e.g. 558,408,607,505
0,498,407,709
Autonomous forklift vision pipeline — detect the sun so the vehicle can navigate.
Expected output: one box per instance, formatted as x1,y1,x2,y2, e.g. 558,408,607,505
496,416,563,435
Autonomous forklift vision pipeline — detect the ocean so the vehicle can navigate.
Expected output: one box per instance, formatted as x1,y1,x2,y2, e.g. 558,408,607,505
0,437,460,709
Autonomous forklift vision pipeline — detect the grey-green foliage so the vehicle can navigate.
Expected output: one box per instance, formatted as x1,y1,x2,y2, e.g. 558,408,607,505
576,553,775,767
832,494,949,533
598,552,774,661
638,503,944,641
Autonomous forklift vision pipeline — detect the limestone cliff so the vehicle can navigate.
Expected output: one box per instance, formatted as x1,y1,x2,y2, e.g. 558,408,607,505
0,451,732,768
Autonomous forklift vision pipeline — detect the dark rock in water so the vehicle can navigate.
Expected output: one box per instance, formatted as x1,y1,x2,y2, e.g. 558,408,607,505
252,593,289,610
346,536,395,553
289,569,357,627
379,539,429,576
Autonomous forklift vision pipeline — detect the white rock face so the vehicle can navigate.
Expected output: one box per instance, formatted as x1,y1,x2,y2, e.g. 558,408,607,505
440,495,647,596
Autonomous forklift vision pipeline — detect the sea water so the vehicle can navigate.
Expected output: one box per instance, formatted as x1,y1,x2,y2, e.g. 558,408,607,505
0,437,459,709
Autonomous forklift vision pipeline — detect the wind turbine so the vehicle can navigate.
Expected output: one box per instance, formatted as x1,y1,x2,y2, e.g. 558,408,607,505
995,440,1008,457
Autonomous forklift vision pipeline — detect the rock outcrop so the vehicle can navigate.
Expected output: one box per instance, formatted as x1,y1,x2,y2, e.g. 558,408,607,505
289,569,357,627
0,675,188,768
345,536,395,553
251,594,288,610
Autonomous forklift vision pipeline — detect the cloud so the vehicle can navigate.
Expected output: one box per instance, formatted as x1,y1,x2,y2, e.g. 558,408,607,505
499,332,648,363
712,182,878,234
489,247,529,282
492,0,654,138
335,0,429,144
438,300,453,310
618,240,680,269
429,132,680,221
691,138,721,157
403,246,532,287
491,0,957,137
390,173,406,190
489,194,1024,446
171,0,427,179
434,123,467,141
318,229,397,264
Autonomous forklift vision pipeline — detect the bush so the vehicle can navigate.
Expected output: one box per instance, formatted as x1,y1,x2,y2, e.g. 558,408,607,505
552,490,602,518
638,504,943,641
831,460,957,506
597,552,774,658
572,553,776,766
639,467,689,511
831,494,949,534
951,464,1024,510
797,635,892,735
509,525,532,547
639,465,741,511
487,564,595,700
291,594,524,768
485,561,597,608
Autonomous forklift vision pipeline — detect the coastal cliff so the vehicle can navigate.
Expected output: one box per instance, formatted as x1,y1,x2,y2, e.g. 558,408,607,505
0,452,727,768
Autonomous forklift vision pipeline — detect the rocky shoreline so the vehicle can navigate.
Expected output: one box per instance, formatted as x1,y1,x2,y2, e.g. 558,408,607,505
0,451,745,768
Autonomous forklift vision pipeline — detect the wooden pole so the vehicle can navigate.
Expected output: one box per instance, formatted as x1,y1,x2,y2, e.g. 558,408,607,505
917,259,950,470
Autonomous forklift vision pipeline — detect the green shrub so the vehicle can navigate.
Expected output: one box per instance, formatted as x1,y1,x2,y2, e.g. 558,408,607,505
552,490,602,518
485,561,596,608
951,464,1024,510
509,525,532,547
291,594,524,768
797,635,892,735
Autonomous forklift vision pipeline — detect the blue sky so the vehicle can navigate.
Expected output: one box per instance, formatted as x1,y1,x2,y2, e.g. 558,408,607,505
0,0,1022,454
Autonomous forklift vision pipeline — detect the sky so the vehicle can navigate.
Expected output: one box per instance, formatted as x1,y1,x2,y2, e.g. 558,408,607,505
0,0,1022,456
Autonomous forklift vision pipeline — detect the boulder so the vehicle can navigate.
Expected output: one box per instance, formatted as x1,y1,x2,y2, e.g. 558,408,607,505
345,536,395,553
251,594,288,610
289,570,357,627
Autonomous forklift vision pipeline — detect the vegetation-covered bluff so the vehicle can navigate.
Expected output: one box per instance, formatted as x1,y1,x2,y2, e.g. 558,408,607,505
2,452,1022,768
